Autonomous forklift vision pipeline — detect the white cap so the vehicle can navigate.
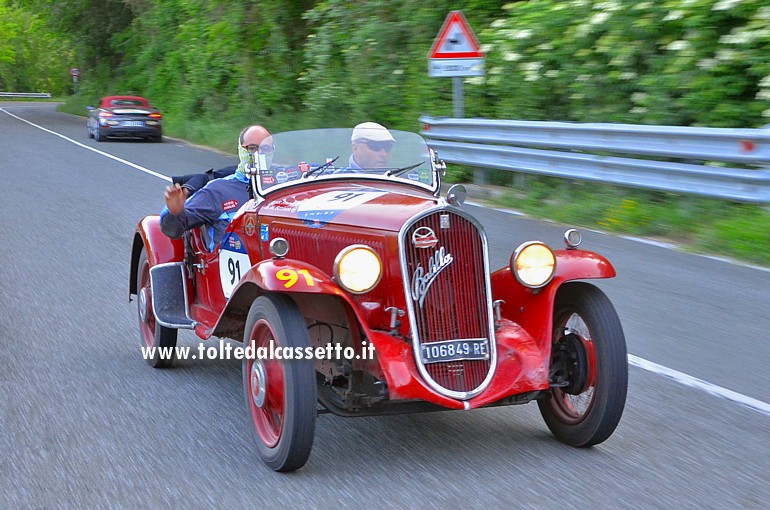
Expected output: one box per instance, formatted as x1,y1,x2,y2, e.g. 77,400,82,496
351,122,395,143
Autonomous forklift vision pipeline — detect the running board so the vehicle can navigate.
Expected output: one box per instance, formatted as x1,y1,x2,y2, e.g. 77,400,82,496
150,262,196,329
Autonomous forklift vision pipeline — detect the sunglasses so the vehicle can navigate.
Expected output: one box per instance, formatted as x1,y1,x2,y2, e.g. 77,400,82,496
361,140,394,152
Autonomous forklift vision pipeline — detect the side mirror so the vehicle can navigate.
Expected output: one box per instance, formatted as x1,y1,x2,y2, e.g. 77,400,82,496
86,106,94,111
446,184,466,207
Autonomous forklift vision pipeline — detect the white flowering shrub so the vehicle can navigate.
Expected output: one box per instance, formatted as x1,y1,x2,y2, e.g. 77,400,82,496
478,0,770,127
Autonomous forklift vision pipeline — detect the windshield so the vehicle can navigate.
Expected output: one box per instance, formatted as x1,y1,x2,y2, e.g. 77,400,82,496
252,128,439,196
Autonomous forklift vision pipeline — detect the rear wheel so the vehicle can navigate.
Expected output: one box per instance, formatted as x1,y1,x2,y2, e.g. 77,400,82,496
243,294,316,472
136,247,178,368
538,283,627,447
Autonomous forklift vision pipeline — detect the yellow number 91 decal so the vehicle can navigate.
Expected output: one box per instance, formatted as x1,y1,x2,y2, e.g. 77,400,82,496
276,269,315,288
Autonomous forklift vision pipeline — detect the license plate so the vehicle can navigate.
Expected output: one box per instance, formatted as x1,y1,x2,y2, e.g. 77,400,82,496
122,120,144,127
420,338,489,364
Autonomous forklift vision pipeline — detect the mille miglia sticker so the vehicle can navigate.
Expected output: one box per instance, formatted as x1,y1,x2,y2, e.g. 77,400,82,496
411,246,453,307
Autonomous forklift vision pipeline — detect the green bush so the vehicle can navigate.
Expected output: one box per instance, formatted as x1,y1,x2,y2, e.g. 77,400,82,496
479,0,770,127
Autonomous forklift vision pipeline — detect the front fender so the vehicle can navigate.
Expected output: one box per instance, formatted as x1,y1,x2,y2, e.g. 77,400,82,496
211,258,362,339
491,249,616,353
241,258,346,295
129,215,184,296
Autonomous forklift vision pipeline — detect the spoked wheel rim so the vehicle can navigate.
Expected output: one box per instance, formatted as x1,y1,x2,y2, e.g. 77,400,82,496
549,311,598,425
138,259,156,349
246,319,285,448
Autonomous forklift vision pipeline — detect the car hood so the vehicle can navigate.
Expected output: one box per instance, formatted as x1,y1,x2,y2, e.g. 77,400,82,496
257,182,439,232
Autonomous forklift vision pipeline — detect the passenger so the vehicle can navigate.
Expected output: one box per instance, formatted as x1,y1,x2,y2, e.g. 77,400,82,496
160,125,271,250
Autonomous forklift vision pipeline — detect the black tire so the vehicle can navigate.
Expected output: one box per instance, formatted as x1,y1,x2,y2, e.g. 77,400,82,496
538,282,628,447
95,127,105,142
88,124,94,139
242,294,316,472
136,247,178,368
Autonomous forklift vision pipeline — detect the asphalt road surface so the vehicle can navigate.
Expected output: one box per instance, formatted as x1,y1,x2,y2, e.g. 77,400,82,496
2,102,769,509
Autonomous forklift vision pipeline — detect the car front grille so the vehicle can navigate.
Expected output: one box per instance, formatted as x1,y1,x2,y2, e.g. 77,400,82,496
401,208,495,399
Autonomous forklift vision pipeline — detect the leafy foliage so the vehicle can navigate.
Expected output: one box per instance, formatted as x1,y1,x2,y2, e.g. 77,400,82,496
480,0,770,127
0,1,74,94
4,0,770,266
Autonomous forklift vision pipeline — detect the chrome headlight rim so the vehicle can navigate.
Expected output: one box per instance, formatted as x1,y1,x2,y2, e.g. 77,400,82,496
333,244,383,295
511,241,556,289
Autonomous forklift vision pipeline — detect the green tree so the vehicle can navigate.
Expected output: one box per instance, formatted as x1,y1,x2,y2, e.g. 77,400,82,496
0,1,73,94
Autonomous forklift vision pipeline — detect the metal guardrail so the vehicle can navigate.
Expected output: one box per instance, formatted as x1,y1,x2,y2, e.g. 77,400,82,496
0,92,51,98
420,116,770,203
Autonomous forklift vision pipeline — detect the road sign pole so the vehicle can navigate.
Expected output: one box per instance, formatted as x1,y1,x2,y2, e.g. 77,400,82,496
428,11,483,119
453,77,464,118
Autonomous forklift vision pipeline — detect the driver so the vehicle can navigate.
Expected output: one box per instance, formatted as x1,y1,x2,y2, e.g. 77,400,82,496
349,122,395,170
160,125,271,250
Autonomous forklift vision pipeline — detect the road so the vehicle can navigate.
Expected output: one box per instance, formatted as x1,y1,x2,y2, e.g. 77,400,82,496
2,102,768,509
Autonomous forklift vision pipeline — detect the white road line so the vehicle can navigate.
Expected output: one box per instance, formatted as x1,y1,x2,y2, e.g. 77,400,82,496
477,202,770,273
5,107,770,418
0,107,171,182
629,355,770,417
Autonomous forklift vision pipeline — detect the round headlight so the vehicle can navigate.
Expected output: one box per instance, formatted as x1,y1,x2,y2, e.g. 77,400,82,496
334,245,383,294
511,241,556,288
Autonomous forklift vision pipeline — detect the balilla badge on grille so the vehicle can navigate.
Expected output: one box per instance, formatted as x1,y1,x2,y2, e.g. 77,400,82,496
411,246,453,307
412,226,439,249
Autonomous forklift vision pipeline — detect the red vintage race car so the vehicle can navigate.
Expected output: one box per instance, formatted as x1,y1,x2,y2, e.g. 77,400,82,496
129,128,627,472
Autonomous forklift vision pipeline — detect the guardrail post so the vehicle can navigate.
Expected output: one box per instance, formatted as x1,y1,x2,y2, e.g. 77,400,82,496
513,172,527,189
473,166,487,187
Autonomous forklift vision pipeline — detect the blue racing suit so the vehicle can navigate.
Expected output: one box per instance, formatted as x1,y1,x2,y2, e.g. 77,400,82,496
160,173,250,251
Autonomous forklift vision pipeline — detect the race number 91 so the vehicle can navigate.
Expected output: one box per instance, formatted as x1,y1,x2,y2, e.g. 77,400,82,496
276,269,315,288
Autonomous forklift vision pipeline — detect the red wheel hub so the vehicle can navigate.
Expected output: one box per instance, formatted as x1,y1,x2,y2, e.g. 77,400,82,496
247,320,285,448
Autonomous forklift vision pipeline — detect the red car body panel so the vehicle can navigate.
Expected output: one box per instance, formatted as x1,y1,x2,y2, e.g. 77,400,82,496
490,250,616,354
135,215,184,266
99,95,152,109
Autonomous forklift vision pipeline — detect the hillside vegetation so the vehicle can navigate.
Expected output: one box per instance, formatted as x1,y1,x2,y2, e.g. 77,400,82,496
3,0,769,265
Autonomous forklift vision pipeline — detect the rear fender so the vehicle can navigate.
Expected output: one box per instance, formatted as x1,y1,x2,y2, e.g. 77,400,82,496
491,249,616,353
129,215,184,296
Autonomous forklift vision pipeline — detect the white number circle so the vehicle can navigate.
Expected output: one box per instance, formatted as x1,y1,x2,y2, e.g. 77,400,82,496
219,233,251,299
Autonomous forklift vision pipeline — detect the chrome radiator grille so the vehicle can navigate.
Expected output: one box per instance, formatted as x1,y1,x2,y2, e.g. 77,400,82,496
401,209,495,398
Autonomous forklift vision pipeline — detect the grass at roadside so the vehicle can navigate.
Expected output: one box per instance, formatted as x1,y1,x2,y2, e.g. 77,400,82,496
465,172,770,268
56,99,770,268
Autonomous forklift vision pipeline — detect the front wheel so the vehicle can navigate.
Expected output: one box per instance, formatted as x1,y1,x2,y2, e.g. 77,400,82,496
538,282,627,447
243,294,316,472
136,247,178,368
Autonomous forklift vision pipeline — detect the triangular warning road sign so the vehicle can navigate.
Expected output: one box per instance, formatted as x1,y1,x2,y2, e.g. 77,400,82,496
428,11,484,59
